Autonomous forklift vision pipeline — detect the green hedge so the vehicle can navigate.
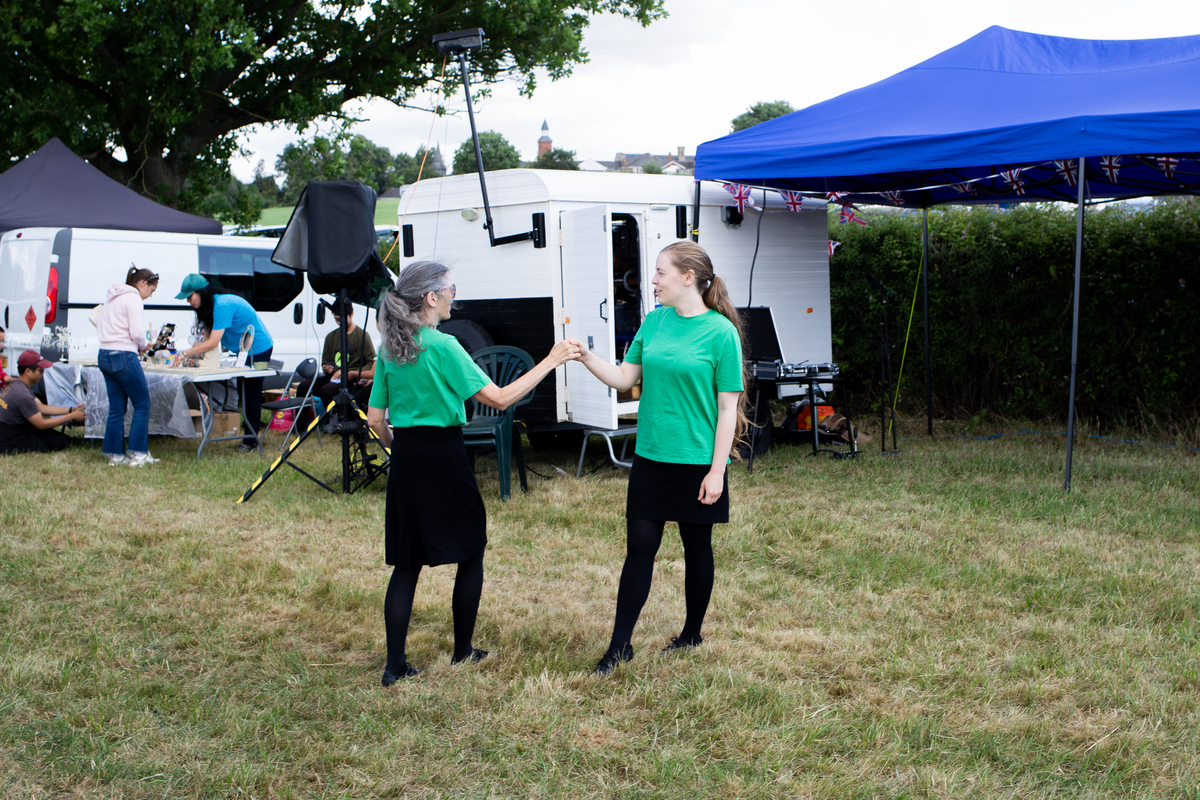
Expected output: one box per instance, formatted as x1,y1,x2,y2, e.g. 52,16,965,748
828,201,1200,431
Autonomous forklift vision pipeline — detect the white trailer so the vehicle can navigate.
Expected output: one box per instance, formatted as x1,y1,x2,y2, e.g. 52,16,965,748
397,169,831,431
0,227,338,376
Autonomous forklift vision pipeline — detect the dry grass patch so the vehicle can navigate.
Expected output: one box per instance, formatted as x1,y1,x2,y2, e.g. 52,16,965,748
1,429,1199,797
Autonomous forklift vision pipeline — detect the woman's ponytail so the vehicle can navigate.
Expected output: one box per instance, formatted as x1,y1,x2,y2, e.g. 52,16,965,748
126,265,159,288
378,261,452,365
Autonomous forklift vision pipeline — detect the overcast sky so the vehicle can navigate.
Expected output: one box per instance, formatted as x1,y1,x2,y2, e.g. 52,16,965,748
230,0,1200,183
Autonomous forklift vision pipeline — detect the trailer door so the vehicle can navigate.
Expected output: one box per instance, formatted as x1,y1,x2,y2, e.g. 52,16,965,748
560,205,618,429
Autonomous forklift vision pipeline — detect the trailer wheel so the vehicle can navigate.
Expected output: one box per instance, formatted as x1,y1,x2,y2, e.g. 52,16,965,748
437,319,494,354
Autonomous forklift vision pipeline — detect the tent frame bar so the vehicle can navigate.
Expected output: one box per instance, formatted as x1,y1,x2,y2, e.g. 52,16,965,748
1064,157,1086,491
922,209,932,437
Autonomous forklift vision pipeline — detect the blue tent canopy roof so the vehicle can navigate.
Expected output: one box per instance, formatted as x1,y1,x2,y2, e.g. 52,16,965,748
695,26,1200,206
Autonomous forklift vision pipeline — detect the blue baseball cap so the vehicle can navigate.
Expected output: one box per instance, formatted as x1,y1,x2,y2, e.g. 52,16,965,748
175,273,209,299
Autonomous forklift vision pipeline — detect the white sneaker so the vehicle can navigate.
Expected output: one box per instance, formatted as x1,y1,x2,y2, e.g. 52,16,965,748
105,453,129,467
127,451,160,467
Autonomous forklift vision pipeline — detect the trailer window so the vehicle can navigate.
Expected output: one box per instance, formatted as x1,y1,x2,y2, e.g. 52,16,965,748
198,246,303,313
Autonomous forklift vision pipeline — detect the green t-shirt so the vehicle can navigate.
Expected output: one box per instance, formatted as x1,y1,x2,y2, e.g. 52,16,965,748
368,328,491,428
321,325,376,371
624,307,744,465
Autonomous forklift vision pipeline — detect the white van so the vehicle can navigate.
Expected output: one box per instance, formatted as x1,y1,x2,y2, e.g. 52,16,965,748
396,169,832,432
0,227,340,377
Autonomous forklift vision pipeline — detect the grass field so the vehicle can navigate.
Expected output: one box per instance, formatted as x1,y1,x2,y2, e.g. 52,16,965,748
2,421,1198,798
256,198,400,229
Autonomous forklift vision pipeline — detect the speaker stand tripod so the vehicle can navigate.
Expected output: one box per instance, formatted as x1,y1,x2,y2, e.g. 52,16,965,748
238,291,389,502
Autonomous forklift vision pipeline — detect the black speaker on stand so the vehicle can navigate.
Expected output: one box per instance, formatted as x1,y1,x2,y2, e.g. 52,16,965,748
239,181,393,502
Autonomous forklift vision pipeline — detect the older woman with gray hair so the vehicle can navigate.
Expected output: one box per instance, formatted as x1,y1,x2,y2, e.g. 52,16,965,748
367,260,580,685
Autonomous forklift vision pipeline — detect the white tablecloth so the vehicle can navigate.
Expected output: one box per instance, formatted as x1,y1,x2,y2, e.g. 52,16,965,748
80,366,201,439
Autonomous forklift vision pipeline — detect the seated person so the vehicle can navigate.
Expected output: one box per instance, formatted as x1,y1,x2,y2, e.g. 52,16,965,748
0,350,85,454
300,300,377,413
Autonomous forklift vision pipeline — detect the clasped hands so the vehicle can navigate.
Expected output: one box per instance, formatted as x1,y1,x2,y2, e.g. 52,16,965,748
550,338,588,365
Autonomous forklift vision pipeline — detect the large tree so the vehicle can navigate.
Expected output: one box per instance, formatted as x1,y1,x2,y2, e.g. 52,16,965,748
0,0,665,221
731,100,795,132
452,131,521,174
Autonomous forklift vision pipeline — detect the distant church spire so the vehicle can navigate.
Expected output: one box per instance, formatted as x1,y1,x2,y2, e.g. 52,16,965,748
538,119,552,157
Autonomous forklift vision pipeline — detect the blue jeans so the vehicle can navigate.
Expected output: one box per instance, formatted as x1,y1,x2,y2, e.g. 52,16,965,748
98,349,150,455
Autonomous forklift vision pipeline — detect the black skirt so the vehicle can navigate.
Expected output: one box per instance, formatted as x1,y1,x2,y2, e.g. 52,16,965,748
626,455,730,524
385,426,487,568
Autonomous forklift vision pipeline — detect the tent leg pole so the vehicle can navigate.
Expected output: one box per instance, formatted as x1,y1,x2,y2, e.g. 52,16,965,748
923,208,932,437
692,181,701,242
1064,157,1086,492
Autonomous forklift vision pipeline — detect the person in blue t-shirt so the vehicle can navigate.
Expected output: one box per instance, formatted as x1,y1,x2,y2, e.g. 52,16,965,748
174,273,275,451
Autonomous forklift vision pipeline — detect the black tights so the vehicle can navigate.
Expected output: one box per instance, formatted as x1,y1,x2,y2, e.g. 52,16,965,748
383,551,484,670
608,519,714,651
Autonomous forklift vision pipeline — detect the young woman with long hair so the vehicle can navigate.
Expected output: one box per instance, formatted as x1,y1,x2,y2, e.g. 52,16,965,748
366,261,581,685
573,241,748,675
174,274,275,452
96,266,161,466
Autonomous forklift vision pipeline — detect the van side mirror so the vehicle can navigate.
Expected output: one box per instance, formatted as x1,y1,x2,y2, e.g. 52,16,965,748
293,303,303,324
316,304,326,325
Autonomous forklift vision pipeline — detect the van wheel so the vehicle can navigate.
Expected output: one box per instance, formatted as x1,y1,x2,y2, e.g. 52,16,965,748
437,319,494,354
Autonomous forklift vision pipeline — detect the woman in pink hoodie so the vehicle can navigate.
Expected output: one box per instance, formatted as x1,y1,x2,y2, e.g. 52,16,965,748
96,267,159,466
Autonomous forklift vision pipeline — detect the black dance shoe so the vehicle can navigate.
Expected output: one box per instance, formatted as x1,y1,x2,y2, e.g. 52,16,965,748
451,648,489,665
662,635,703,653
591,644,634,676
381,663,422,686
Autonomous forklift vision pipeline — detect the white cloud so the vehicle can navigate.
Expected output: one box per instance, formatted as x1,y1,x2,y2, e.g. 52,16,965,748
232,0,1200,183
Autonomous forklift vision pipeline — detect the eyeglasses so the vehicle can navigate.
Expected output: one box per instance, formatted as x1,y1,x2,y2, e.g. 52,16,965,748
430,284,456,300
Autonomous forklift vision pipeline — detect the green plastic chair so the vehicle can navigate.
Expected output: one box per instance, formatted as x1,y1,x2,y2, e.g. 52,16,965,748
463,346,536,501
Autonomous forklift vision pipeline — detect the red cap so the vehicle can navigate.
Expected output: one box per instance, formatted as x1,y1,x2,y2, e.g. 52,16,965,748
17,349,53,370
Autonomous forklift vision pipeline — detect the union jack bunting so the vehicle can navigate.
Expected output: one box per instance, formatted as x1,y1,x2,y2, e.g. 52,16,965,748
1157,156,1180,179
1054,159,1078,188
951,181,977,195
882,190,904,204
779,190,806,213
828,240,841,257
724,183,753,213
839,204,867,226
826,191,848,204
1001,168,1026,195
1100,155,1122,183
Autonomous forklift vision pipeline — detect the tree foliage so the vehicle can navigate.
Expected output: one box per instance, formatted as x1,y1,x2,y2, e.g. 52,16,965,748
534,148,580,170
828,201,1200,432
274,135,432,204
0,0,665,224
453,132,522,175
731,101,795,132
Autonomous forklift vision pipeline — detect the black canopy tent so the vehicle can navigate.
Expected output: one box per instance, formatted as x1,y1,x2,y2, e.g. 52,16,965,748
695,26,1200,489
0,138,221,235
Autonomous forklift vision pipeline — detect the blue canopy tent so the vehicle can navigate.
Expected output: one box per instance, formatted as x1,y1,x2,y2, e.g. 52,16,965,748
695,25,1200,489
